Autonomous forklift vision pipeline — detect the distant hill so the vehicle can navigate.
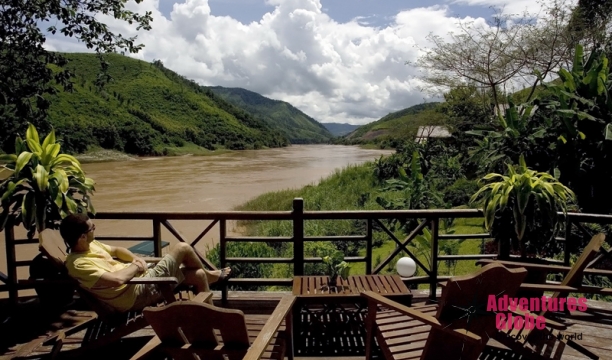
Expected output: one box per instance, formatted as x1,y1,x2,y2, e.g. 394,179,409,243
33,53,291,156
342,103,442,145
207,87,333,144
323,123,360,136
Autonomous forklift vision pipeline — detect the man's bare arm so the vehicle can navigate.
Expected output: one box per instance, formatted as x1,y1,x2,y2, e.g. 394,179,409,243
108,245,147,269
92,262,144,288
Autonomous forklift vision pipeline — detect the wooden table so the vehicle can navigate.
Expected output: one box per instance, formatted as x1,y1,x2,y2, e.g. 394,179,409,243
292,274,412,304
291,275,412,356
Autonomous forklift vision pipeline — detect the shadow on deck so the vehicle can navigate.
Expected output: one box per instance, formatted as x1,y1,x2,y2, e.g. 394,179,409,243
2,290,612,360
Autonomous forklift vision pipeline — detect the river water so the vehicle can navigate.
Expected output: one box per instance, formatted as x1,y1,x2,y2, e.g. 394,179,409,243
1,145,393,282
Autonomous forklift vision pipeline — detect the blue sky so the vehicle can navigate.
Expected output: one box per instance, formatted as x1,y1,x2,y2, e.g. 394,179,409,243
46,0,546,124
156,0,496,27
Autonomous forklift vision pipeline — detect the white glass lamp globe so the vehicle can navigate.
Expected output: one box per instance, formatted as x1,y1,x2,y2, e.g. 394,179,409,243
396,257,417,277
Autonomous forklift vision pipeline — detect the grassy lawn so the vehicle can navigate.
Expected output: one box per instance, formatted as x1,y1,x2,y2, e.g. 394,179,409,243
352,217,487,278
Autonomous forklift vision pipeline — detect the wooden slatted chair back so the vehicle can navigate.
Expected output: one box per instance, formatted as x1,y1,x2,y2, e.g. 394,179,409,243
39,229,69,270
39,229,121,319
558,233,606,293
425,263,528,359
143,301,250,360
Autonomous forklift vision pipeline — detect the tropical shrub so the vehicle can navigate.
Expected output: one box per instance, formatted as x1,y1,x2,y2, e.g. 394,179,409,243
0,124,95,237
206,242,276,290
538,45,612,213
443,179,480,207
470,155,575,258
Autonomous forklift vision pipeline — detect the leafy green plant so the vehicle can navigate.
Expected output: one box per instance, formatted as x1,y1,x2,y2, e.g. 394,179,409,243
0,124,95,237
466,99,550,175
376,151,445,232
321,250,351,284
538,44,612,213
470,155,575,258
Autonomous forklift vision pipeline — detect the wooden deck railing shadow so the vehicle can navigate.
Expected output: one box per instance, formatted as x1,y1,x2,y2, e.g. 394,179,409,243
3,198,612,306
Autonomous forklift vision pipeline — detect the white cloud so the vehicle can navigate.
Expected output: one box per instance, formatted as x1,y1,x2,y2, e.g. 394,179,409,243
43,0,562,125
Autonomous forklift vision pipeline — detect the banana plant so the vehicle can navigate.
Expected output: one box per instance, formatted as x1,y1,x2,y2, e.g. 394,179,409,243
0,123,95,237
466,99,547,174
470,155,575,258
546,44,610,144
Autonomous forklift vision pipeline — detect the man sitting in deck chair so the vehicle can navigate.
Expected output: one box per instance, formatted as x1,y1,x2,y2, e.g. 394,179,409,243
60,213,231,312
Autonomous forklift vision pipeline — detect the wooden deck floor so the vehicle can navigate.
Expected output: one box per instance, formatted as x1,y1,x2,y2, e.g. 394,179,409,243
2,290,612,360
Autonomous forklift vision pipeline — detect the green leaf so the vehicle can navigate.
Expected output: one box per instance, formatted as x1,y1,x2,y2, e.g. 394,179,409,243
42,143,61,164
41,129,56,150
21,191,35,229
33,165,49,192
558,68,576,92
1,181,17,202
50,169,69,193
26,138,43,155
14,152,33,174
0,154,17,163
64,196,78,213
50,154,82,168
14,137,25,155
605,124,612,141
26,123,40,146
572,44,584,75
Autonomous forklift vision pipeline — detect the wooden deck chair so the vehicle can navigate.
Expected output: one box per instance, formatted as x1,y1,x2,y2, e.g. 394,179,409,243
130,294,296,360
477,234,612,359
476,234,607,302
362,263,535,360
26,229,199,358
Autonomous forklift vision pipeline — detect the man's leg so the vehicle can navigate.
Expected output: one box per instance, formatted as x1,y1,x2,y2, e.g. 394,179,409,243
169,243,231,284
182,268,213,304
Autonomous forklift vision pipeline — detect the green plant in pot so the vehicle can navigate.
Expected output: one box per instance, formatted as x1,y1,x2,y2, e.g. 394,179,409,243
322,251,351,287
0,124,96,238
470,155,575,259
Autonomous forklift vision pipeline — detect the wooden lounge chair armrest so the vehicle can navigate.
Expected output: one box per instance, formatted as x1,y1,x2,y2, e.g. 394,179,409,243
192,292,213,303
520,283,578,292
575,285,612,295
361,291,482,344
243,295,296,360
476,259,569,272
126,277,179,285
19,278,76,286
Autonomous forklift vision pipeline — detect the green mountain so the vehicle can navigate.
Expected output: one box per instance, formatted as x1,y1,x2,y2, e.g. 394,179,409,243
323,123,360,136
207,86,333,144
341,103,442,145
42,53,290,155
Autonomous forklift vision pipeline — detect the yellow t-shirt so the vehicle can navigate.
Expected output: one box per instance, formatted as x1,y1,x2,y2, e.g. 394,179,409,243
66,240,140,312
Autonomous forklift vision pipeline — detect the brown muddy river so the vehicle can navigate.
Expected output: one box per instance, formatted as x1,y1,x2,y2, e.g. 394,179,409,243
1,145,393,285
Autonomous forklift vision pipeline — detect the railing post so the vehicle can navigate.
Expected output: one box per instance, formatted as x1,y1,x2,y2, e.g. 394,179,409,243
220,219,228,303
429,218,439,301
366,219,373,274
293,198,304,276
153,219,162,257
564,216,572,266
5,224,17,306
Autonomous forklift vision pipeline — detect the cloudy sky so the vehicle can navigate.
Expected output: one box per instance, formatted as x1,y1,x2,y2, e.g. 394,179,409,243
45,0,550,125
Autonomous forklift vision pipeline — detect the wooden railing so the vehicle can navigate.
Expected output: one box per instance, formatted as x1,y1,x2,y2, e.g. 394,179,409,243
3,198,612,305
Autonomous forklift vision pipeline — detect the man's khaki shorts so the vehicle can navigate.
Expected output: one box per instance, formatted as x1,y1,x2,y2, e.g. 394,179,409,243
130,254,185,311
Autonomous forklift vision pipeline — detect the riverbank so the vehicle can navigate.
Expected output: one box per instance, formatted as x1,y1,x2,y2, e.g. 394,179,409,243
228,161,487,281
74,145,235,163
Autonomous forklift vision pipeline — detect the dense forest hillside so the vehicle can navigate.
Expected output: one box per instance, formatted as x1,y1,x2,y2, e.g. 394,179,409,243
323,123,360,136
339,103,441,146
42,53,290,155
207,86,333,143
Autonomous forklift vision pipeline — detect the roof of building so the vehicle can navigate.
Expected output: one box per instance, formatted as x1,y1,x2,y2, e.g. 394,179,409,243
415,126,451,142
